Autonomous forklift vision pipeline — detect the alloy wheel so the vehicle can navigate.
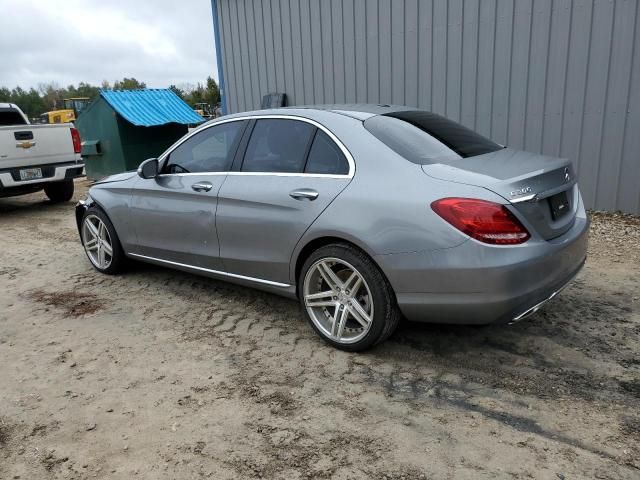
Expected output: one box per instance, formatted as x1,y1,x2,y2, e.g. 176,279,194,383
82,215,113,270
303,257,374,344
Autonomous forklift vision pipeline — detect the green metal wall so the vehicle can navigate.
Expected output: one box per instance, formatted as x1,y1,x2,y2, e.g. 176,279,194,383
116,117,187,172
76,98,126,180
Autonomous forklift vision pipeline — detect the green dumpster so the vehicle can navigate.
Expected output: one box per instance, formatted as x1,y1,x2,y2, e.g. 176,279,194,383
76,89,204,180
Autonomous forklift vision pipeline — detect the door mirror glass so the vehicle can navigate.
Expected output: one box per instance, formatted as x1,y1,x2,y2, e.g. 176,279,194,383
138,158,159,179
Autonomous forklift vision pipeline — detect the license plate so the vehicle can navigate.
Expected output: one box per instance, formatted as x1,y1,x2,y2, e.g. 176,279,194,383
549,191,570,220
19,168,43,180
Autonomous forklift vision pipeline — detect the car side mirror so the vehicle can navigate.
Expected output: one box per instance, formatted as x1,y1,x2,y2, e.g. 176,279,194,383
138,158,158,179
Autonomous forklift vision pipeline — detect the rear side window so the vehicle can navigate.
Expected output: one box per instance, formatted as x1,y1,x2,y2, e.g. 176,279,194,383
364,111,502,164
164,120,244,174
304,131,349,175
242,119,315,173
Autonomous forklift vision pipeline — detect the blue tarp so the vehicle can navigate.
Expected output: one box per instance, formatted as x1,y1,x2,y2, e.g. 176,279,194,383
100,89,204,127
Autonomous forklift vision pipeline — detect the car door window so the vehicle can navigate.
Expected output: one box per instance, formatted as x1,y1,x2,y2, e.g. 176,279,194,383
304,130,349,175
241,119,315,173
164,121,245,174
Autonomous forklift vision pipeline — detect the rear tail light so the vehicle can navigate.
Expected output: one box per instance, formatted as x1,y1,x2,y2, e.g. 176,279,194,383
71,127,81,154
431,197,530,245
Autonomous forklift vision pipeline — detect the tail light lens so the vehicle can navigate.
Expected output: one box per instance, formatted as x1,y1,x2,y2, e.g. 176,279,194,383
431,197,530,245
70,127,81,154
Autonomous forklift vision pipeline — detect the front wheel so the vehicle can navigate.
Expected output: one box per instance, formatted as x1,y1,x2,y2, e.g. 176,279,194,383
44,180,74,203
81,207,125,274
299,243,401,351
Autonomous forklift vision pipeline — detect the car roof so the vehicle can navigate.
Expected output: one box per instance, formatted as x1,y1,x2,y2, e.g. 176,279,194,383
295,104,419,120
217,104,419,122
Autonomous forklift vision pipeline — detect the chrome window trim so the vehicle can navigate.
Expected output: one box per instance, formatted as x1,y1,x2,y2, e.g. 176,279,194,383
128,253,291,288
157,171,350,179
157,114,355,178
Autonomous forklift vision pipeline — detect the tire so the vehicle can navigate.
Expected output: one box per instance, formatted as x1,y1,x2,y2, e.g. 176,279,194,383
299,243,401,351
44,180,74,203
80,207,125,274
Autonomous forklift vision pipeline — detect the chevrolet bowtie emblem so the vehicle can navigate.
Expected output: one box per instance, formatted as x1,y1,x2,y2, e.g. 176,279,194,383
16,141,36,149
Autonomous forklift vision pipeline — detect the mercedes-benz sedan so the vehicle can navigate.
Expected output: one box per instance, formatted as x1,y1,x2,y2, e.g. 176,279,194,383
76,105,588,351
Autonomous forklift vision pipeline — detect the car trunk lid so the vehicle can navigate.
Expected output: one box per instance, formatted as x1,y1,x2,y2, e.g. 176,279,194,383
422,148,578,240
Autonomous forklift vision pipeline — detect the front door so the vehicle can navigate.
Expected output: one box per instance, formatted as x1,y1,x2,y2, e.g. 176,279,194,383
216,118,353,284
129,120,246,270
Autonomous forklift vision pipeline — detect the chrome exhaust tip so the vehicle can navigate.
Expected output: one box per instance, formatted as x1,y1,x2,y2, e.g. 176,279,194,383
508,289,562,325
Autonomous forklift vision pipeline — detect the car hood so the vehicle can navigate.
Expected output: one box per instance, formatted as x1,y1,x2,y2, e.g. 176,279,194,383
93,171,137,185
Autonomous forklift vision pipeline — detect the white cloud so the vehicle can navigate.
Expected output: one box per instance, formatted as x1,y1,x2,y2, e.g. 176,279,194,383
0,0,218,89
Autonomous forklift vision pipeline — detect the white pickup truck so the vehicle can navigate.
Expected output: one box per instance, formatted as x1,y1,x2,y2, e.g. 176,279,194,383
0,103,84,202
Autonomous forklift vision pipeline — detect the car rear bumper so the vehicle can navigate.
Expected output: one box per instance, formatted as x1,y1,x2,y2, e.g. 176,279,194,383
0,161,84,189
376,212,589,325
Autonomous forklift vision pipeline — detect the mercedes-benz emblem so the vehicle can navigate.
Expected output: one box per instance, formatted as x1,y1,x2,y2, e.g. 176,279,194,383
564,167,570,183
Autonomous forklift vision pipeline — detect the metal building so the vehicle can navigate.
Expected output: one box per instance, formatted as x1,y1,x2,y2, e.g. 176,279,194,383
211,0,640,214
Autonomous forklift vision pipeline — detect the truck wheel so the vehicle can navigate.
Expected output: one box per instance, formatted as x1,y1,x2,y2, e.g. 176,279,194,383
44,180,74,203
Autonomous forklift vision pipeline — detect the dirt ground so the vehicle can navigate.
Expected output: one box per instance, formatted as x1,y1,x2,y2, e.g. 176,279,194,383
0,179,638,480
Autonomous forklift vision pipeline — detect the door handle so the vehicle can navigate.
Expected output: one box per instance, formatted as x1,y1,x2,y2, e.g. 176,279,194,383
191,182,213,192
289,188,319,201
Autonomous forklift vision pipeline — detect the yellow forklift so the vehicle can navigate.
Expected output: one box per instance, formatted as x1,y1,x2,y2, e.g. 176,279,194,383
40,97,90,124
193,102,214,120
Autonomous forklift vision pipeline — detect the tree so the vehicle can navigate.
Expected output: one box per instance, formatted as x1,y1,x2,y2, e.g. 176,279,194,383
0,76,215,120
67,82,100,100
190,83,206,105
112,77,147,90
0,87,11,102
204,76,220,106
168,84,185,99
8,87,46,119
38,82,64,110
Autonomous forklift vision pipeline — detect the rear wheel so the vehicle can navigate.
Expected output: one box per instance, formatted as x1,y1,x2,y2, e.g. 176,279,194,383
81,207,125,274
299,243,401,351
44,180,74,203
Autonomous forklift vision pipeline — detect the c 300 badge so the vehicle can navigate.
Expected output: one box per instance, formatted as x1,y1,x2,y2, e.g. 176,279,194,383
510,186,532,197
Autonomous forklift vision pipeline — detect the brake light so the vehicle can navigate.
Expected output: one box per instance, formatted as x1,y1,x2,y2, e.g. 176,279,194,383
70,127,81,154
431,197,530,245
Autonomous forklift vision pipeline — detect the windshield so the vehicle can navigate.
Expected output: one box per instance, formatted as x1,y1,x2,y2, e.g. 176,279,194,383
364,110,502,164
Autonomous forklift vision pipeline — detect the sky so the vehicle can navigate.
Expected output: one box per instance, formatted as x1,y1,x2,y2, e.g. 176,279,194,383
0,0,218,90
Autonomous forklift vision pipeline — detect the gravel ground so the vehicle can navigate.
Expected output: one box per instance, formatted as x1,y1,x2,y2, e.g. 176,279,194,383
0,179,638,479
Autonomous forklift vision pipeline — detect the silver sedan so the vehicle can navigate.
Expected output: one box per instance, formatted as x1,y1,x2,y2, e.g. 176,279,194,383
76,105,588,351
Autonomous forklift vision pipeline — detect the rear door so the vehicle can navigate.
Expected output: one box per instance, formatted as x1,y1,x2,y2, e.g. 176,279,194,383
129,120,246,269
216,117,353,284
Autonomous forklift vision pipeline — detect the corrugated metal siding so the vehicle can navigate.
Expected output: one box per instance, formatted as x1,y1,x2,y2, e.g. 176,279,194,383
216,0,640,213
100,89,204,127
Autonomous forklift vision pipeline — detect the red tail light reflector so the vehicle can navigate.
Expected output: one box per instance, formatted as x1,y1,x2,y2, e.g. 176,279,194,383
431,197,530,245
71,127,81,154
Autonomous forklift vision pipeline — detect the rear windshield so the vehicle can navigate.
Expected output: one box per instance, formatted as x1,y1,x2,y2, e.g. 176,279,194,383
0,108,28,126
364,110,502,164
